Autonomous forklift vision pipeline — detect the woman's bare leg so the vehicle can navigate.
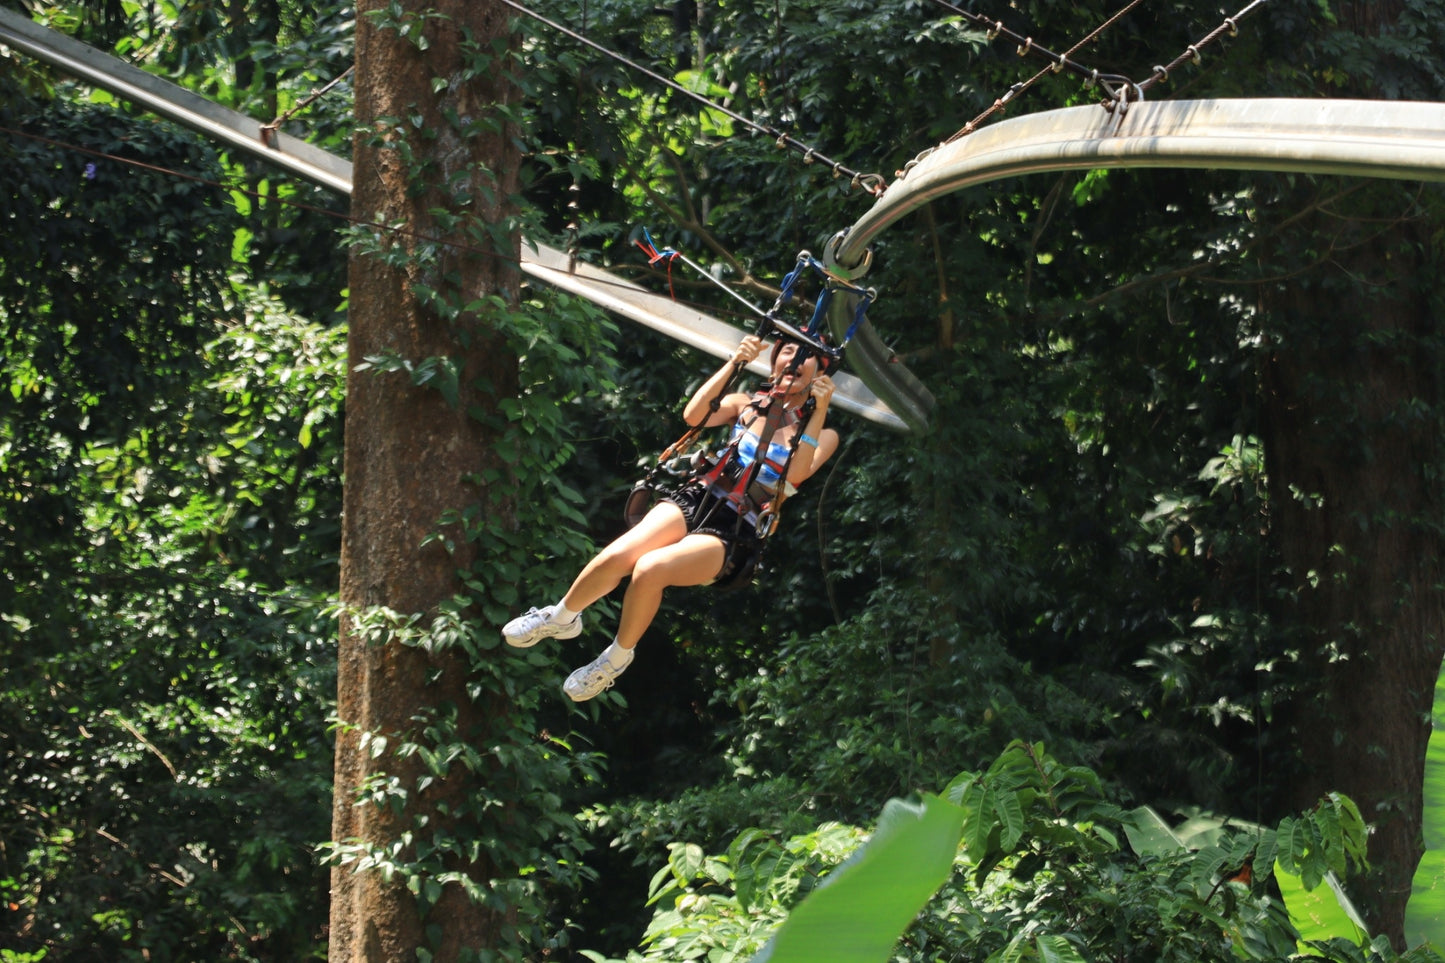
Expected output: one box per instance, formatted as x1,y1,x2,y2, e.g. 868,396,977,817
613,534,726,649
560,502,688,612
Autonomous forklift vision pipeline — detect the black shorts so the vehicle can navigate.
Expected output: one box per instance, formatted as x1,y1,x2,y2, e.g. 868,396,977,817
664,484,761,588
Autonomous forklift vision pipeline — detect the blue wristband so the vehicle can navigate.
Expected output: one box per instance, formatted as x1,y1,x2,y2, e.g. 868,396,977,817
800,433,819,448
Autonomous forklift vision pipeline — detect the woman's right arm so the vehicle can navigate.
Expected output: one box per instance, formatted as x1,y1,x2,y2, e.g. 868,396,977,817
682,335,763,427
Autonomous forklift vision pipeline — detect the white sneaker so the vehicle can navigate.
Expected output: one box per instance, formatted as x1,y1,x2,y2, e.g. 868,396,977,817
563,650,633,701
502,605,582,648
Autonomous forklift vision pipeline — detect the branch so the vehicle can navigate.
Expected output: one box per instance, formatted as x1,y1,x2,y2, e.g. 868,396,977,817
612,131,784,304
1033,182,1371,323
106,709,179,782
95,827,190,889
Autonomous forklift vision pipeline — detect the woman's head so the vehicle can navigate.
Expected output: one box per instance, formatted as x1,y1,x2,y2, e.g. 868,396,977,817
769,337,835,380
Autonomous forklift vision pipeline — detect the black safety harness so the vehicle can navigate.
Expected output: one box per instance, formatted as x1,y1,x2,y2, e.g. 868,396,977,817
623,244,874,588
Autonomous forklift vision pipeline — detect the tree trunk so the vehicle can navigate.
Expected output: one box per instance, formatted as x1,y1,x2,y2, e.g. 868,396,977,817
330,1,519,959
1260,208,1445,945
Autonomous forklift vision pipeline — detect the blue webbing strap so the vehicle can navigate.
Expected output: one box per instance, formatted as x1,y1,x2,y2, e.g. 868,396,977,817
777,252,811,305
845,290,873,345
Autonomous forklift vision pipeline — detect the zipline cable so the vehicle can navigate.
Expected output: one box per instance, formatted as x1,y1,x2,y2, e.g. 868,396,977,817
492,0,887,196
0,121,786,333
897,0,1268,179
938,0,1145,144
923,0,1137,105
1133,0,1268,98
922,0,1265,132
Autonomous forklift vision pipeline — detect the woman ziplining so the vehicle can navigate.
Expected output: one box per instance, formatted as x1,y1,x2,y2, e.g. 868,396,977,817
502,242,867,701
504,333,839,701
491,0,1274,700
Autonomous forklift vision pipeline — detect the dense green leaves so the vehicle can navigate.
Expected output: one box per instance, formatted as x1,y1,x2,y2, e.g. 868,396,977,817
1410,664,1445,948
586,744,1438,963
1,292,344,957
1,25,349,956
7,0,1445,958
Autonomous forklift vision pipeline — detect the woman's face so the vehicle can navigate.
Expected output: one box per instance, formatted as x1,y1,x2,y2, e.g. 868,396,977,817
772,343,821,384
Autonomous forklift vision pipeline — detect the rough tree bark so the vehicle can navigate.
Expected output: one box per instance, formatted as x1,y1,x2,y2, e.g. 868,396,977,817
1261,203,1445,944
1253,0,1445,944
330,0,519,959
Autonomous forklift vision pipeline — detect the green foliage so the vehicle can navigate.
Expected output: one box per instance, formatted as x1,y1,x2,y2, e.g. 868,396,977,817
1,23,350,959
589,744,1443,963
754,793,962,963
579,823,867,963
10,0,1445,958
1,289,344,958
1,96,231,477
1125,799,1375,951
1409,661,1445,948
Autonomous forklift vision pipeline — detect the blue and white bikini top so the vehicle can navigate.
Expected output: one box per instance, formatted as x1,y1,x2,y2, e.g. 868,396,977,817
718,402,803,494
727,425,794,489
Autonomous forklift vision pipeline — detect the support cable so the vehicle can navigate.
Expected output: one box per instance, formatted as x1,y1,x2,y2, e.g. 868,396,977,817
1098,0,1268,117
898,0,1142,178
494,0,887,196
946,0,1145,144
923,0,1139,119
1132,0,1268,99
259,65,354,147
900,0,1267,177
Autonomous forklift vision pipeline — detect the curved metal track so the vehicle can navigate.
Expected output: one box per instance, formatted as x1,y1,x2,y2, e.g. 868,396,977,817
825,97,1445,432
11,6,1445,433
0,6,904,429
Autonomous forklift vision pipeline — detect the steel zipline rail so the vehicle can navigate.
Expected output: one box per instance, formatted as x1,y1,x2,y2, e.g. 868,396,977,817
11,8,1445,433
824,96,1445,432
0,5,907,430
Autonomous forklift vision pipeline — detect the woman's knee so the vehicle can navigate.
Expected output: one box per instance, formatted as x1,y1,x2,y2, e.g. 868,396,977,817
597,504,686,571
593,542,643,578
629,550,672,588
632,540,724,589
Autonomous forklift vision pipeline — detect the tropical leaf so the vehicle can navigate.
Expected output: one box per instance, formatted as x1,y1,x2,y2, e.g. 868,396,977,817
1125,805,1371,950
751,793,963,963
1276,860,1369,949
1121,805,1188,855
1191,843,1232,898
1407,660,1445,948
996,785,1026,851
1035,934,1086,963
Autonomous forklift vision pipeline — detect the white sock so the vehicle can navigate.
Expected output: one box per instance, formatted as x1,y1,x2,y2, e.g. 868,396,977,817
602,642,634,669
553,602,579,624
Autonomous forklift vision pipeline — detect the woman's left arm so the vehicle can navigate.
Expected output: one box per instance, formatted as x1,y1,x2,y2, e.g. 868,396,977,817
786,376,841,486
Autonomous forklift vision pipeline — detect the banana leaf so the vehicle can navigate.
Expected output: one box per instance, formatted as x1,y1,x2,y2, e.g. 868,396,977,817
1276,860,1369,947
751,793,963,963
1126,805,1368,949
1406,661,1445,948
